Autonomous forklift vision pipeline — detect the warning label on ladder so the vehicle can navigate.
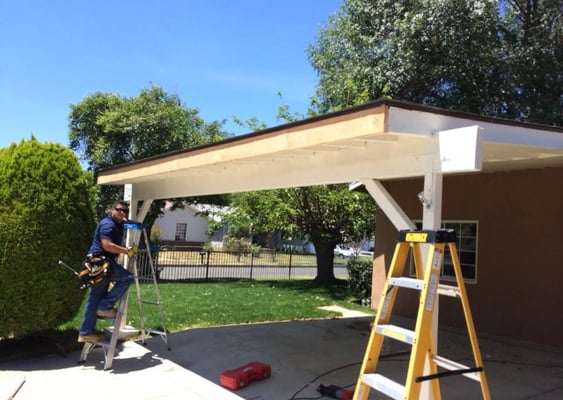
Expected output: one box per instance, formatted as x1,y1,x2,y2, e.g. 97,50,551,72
426,274,439,312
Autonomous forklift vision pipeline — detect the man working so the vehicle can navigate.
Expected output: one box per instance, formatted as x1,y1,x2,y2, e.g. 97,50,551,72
78,200,135,343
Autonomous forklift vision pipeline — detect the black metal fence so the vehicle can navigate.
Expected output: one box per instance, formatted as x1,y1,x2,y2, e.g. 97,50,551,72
136,246,350,281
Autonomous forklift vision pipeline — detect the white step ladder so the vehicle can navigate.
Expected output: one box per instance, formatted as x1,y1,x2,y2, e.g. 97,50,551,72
352,229,490,400
125,221,170,350
78,289,131,370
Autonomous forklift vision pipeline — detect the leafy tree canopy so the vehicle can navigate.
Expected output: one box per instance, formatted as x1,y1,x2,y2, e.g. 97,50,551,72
231,186,375,244
224,184,376,285
69,85,227,171
499,0,562,125
68,85,231,224
308,0,561,125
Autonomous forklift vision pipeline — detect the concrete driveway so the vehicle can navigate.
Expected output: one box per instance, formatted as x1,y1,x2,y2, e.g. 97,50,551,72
1,312,562,400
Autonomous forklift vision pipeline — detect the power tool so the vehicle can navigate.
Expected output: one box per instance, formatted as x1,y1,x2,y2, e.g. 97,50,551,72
317,384,354,400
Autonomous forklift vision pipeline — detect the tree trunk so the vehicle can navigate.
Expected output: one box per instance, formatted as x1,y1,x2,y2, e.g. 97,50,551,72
313,240,337,286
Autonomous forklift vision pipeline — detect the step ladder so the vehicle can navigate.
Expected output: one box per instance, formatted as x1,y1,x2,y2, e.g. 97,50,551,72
77,222,170,370
78,288,133,370
353,229,490,400
125,221,170,350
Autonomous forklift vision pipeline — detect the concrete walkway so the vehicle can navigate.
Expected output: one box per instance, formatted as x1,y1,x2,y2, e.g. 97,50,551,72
1,311,562,400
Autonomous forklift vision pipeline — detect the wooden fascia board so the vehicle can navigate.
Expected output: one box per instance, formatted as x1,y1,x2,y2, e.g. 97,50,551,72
96,105,388,185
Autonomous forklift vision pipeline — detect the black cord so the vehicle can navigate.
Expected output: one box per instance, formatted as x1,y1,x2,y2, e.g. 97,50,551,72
288,350,411,400
289,351,563,400
288,362,361,400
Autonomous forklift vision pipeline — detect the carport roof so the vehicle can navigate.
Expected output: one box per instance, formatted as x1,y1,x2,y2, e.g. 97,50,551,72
96,99,563,201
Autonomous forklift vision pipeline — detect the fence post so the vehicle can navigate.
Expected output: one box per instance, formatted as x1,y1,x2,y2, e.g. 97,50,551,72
288,250,292,280
250,250,254,280
205,250,210,280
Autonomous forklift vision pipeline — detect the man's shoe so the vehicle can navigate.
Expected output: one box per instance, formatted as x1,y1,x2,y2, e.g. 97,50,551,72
77,333,105,343
96,308,117,319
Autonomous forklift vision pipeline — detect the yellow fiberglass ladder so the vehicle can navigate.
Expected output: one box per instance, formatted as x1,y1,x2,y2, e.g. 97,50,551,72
352,229,490,400
78,222,169,370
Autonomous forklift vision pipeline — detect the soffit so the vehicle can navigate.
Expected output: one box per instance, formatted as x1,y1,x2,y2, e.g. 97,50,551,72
95,100,563,200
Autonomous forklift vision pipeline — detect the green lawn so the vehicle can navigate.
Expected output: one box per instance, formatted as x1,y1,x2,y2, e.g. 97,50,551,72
1,279,374,362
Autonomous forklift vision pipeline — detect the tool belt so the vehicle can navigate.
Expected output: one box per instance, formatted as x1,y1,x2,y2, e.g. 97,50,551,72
77,253,111,287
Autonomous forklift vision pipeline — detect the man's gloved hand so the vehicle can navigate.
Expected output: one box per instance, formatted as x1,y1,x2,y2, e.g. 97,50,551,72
127,246,138,258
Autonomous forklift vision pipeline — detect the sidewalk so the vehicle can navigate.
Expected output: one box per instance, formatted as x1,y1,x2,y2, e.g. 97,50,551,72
1,312,562,400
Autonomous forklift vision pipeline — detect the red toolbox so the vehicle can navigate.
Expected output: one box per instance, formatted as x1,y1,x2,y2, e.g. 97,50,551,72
220,361,271,390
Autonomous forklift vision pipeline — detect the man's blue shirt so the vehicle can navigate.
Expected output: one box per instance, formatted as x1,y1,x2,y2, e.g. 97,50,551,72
88,215,124,259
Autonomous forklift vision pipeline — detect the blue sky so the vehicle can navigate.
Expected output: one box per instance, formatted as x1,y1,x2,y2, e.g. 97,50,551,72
0,0,342,149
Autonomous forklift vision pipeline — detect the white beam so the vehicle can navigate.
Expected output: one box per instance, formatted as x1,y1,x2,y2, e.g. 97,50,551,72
130,153,436,200
438,125,483,173
135,198,153,223
360,179,416,231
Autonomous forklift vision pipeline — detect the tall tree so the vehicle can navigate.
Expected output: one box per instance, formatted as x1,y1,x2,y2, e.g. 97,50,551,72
308,0,502,113
68,86,230,229
500,0,562,125
308,0,561,126
225,100,376,286
227,186,376,285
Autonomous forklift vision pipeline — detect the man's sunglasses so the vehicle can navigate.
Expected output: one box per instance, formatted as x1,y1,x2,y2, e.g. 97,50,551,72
115,208,129,213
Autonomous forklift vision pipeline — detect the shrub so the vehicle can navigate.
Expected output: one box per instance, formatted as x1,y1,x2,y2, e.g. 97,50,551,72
0,139,95,338
222,235,252,253
346,257,373,304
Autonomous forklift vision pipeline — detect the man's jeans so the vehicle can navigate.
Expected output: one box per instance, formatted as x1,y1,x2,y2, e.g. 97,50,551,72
79,259,133,336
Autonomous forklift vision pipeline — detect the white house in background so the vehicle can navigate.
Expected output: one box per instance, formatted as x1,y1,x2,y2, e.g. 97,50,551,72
153,203,228,248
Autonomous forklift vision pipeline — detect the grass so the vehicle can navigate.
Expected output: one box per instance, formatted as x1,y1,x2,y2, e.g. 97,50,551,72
0,279,374,362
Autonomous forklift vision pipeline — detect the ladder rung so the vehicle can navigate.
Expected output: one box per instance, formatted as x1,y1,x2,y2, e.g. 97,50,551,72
389,277,424,290
141,300,162,305
147,329,167,336
433,355,482,382
389,278,461,298
437,284,461,298
375,324,415,344
361,373,405,400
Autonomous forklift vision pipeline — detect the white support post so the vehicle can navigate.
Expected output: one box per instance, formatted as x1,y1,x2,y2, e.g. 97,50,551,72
119,185,155,334
420,156,444,400
421,169,443,230
118,184,135,334
359,126,479,399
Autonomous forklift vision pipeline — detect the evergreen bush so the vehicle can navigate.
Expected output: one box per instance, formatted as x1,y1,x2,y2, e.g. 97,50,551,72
0,139,95,338
346,257,373,304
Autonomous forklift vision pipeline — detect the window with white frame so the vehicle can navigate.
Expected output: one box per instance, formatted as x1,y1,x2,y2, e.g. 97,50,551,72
410,221,478,283
175,223,188,241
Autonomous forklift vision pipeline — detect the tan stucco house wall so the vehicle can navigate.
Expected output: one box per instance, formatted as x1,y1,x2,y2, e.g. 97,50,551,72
372,166,563,346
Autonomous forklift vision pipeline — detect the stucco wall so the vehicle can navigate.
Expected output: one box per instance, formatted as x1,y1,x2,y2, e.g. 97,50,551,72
372,166,563,346
154,207,210,243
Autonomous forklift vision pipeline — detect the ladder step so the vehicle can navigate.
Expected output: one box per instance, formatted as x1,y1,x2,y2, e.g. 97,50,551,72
433,355,482,382
437,284,461,298
389,278,461,298
361,373,405,400
389,277,424,290
141,300,162,305
375,324,415,344
147,328,167,336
